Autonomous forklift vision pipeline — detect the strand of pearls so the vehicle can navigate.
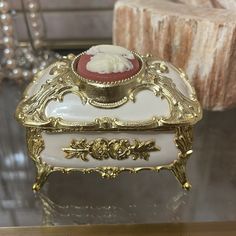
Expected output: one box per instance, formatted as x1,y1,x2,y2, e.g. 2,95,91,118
26,0,44,50
0,0,60,82
0,0,32,80
0,0,20,78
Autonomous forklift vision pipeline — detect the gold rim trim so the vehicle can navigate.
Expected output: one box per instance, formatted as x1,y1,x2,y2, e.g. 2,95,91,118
27,127,193,191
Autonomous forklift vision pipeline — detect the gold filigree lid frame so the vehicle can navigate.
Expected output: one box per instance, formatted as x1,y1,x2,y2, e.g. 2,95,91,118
16,51,202,131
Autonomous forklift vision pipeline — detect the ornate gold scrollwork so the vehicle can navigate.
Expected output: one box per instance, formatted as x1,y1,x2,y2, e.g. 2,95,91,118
62,138,160,162
16,52,202,129
26,128,53,191
171,126,193,190
27,127,193,191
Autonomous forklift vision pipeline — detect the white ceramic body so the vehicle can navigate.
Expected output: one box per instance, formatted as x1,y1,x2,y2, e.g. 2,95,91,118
41,131,178,168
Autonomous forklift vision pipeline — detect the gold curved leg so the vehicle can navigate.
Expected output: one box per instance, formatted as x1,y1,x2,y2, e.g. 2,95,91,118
173,126,193,190
33,161,52,191
171,159,191,190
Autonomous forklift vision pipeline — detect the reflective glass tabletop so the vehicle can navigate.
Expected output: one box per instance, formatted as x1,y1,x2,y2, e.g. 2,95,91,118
0,80,235,227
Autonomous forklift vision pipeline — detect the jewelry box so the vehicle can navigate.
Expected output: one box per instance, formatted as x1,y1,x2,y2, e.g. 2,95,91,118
16,45,202,191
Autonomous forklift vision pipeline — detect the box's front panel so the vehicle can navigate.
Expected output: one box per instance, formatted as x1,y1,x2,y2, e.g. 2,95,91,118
40,131,178,168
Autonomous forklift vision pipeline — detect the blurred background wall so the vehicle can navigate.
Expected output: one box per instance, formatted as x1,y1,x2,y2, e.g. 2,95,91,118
0,0,117,49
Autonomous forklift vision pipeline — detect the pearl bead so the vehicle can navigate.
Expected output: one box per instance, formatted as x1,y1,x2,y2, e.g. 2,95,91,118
3,25,13,36
25,54,34,62
31,21,40,29
32,68,39,74
29,12,37,19
6,59,16,69
0,14,12,24
12,68,23,78
33,30,42,39
3,48,15,58
22,70,33,80
28,2,39,11
33,39,43,49
0,1,10,14
39,61,47,70
3,37,14,47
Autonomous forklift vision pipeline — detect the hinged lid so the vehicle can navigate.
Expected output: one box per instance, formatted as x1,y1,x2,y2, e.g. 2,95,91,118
16,45,202,131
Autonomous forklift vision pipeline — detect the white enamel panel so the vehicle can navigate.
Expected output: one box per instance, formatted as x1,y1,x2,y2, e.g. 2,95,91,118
27,64,55,97
41,131,178,168
45,91,170,122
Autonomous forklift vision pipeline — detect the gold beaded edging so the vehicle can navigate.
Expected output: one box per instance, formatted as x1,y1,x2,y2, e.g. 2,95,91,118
27,127,193,191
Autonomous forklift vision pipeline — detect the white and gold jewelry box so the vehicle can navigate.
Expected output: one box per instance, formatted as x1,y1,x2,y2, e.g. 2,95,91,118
16,45,202,191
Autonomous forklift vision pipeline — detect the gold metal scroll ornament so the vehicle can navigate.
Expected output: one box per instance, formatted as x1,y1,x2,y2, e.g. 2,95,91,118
27,126,192,191
62,138,160,161
16,53,202,129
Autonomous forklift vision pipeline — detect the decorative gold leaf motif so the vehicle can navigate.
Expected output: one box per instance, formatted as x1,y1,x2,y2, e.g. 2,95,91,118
143,57,201,125
171,126,193,190
26,128,45,160
85,167,122,179
62,138,160,162
174,126,193,159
